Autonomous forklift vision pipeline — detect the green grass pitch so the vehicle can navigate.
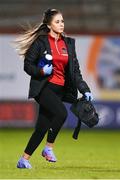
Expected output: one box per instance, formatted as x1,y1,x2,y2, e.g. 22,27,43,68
0,128,120,179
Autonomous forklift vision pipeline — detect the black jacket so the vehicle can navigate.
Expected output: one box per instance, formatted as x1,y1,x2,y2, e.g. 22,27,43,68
24,35,90,103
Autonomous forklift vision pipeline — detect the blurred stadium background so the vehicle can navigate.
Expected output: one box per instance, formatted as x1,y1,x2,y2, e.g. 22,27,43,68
0,0,120,179
0,0,120,129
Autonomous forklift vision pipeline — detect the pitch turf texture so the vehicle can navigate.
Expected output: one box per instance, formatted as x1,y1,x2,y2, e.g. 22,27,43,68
0,128,120,179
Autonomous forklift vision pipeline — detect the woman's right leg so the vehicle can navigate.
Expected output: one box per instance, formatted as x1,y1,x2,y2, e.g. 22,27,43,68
17,106,51,168
24,106,52,156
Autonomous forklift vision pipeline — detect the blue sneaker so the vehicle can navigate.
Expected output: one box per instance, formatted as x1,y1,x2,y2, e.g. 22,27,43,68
17,157,32,169
42,147,57,162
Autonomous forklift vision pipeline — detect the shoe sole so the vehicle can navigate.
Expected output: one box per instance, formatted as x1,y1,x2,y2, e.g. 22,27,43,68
17,164,32,169
42,151,56,162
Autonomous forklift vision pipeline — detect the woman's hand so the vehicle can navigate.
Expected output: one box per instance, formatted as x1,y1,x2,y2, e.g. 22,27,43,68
84,92,93,101
42,64,53,75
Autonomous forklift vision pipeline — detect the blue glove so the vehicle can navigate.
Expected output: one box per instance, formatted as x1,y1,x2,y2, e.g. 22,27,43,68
84,92,93,101
42,64,53,75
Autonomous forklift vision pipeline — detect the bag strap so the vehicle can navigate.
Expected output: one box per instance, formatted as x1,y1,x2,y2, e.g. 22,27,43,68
72,118,81,140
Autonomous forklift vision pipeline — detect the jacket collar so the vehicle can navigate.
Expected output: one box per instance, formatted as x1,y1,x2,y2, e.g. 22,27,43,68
63,36,73,58
38,35,52,55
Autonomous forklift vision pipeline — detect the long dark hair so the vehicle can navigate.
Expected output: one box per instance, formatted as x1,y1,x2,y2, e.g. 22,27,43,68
15,8,62,58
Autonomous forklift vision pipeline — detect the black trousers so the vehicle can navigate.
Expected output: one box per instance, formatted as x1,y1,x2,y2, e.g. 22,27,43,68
24,82,68,155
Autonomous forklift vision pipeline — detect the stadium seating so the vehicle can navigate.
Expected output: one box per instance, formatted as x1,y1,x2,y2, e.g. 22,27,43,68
0,0,120,33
